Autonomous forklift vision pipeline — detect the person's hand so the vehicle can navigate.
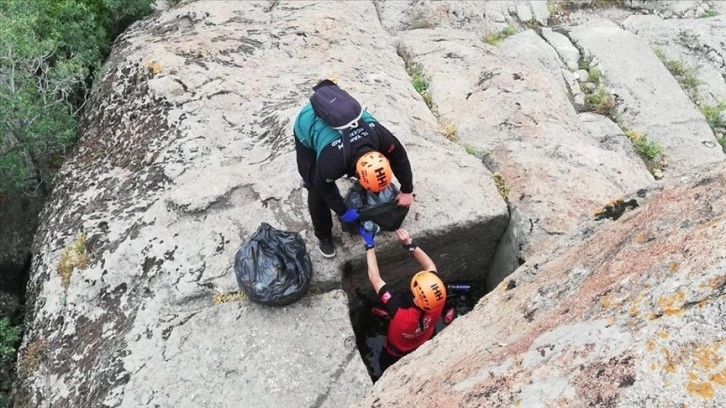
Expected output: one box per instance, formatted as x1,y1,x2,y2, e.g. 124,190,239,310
396,192,414,207
359,225,376,249
340,208,360,223
395,228,412,245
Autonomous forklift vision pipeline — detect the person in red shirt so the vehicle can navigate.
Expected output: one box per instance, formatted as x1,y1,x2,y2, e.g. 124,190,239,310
358,226,447,376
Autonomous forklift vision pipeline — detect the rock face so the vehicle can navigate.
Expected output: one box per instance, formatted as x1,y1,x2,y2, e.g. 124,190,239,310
566,19,724,175
0,194,44,317
395,27,654,287
623,15,726,106
354,160,726,408
10,1,504,407
9,1,726,407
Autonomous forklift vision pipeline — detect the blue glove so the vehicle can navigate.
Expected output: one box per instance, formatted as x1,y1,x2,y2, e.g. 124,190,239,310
359,225,375,249
340,208,360,223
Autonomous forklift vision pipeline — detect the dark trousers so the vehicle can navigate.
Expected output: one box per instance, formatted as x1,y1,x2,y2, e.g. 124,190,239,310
295,135,334,241
378,346,401,375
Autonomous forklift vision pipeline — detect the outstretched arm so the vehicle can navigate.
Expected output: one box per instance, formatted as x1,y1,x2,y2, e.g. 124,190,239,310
396,229,436,272
366,248,386,293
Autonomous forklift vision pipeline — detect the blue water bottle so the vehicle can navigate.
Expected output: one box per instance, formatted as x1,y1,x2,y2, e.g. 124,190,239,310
363,220,381,235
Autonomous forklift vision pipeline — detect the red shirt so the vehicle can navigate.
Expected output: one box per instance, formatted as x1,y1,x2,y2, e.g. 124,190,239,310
378,284,444,355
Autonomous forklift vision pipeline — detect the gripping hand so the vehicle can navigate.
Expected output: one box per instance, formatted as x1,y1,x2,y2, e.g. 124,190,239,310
359,225,375,250
340,208,360,223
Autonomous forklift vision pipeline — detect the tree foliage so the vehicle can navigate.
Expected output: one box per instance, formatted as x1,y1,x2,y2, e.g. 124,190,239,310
0,0,154,195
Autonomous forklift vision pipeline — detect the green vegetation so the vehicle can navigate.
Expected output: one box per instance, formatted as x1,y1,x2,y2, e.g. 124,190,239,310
0,318,22,407
484,26,517,46
654,51,702,94
700,10,718,18
625,129,663,161
625,129,666,177
547,1,564,15
57,234,90,289
0,0,155,195
700,101,726,151
700,101,726,129
407,62,432,108
589,68,601,83
585,86,613,115
493,172,509,200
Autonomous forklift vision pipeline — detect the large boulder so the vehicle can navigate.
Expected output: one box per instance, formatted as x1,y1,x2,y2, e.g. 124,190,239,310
623,15,726,106
11,1,504,407
374,0,549,37
566,19,724,176
395,28,654,288
353,160,726,408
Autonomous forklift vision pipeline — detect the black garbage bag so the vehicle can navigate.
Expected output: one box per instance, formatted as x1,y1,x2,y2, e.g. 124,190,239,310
234,223,313,306
342,183,409,233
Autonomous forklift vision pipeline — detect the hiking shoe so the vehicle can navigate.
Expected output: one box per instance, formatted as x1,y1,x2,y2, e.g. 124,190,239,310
318,238,336,258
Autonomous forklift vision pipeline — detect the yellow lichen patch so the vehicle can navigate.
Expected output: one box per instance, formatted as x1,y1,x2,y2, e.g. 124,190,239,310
213,292,246,304
56,234,90,289
18,339,49,376
650,362,657,371
628,304,639,316
658,331,669,339
688,371,698,381
692,345,722,370
634,233,648,243
686,381,714,399
600,292,612,308
514,399,521,407
658,291,685,316
606,317,616,326
661,349,678,373
144,60,162,74
669,262,680,273
710,369,726,385
646,339,656,352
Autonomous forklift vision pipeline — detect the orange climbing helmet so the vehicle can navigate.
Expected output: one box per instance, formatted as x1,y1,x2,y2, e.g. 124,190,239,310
356,151,392,193
410,271,446,311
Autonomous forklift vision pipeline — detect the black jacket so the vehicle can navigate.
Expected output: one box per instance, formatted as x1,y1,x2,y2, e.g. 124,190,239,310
297,122,413,215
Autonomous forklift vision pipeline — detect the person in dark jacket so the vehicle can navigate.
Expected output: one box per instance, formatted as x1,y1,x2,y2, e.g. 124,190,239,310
293,86,414,258
358,226,446,377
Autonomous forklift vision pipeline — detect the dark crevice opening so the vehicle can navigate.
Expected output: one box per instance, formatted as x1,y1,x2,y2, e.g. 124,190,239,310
341,216,517,381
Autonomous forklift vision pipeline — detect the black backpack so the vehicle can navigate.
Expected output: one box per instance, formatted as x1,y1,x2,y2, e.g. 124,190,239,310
309,79,365,165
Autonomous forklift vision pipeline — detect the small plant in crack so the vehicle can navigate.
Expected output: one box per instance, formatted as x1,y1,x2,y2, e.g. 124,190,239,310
700,101,726,129
655,51,702,94
626,129,663,161
484,26,517,46
492,172,509,200
57,234,90,289
585,86,613,115
213,291,247,304
700,10,718,18
625,129,666,177
589,68,601,83
440,121,458,141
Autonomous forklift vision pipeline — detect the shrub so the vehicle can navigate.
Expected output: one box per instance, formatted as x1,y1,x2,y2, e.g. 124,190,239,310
0,0,155,195
57,234,90,289
700,101,726,129
440,122,458,140
585,86,613,115
484,26,517,46
589,68,601,83
0,318,22,406
625,129,663,160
